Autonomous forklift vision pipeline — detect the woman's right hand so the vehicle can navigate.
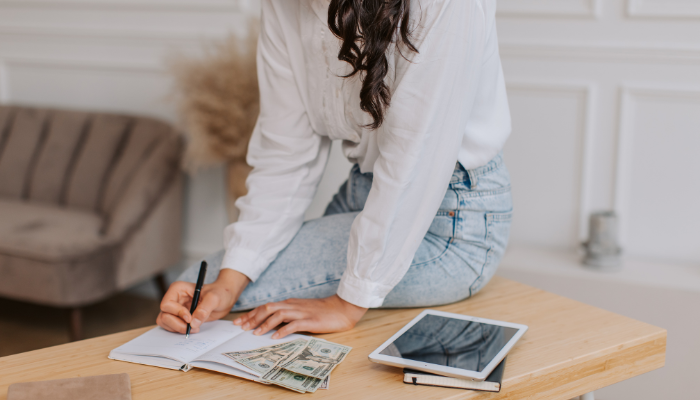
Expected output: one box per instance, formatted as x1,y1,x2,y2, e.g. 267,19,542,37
156,269,250,334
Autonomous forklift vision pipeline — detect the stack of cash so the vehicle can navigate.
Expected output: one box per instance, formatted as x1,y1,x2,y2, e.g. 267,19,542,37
224,338,352,393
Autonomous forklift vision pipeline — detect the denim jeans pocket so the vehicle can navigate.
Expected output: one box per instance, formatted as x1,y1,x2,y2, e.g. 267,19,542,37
467,210,513,294
486,211,512,240
485,210,513,265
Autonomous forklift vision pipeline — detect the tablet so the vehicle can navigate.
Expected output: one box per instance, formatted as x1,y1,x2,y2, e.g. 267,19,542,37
368,310,528,381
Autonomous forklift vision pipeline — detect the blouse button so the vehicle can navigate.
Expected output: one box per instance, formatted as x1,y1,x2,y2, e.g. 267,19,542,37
448,211,455,217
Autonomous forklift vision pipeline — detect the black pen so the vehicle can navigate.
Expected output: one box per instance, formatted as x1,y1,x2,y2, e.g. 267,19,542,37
186,260,208,339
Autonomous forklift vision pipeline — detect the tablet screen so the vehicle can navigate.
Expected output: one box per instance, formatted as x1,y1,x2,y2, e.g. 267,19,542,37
379,314,518,372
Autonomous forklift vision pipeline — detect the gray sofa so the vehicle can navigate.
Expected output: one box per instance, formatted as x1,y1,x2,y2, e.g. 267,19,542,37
0,105,183,340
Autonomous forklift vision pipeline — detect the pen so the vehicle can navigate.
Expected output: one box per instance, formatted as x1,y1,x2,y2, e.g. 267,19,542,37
186,260,208,339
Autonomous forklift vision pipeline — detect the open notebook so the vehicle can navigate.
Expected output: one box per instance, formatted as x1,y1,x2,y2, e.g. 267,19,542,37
109,320,309,382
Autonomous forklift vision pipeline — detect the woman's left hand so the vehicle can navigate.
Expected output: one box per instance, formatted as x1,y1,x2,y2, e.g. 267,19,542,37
233,295,368,339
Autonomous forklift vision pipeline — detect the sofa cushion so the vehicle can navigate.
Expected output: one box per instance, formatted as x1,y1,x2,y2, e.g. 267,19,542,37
28,110,90,204
0,249,117,307
64,114,131,210
0,199,109,262
0,108,49,199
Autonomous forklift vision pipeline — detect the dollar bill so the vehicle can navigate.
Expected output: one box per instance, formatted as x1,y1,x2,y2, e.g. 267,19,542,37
261,366,322,393
222,348,267,361
278,338,351,381
227,339,307,375
319,375,329,390
223,338,306,361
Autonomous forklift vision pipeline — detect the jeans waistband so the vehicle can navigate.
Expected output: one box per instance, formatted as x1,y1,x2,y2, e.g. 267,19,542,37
351,153,504,187
450,153,504,186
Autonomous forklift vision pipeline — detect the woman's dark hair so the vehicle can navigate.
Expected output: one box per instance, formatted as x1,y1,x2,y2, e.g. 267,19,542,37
328,0,418,130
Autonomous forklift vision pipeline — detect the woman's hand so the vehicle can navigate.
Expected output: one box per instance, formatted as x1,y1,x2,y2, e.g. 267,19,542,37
233,295,368,339
156,269,250,334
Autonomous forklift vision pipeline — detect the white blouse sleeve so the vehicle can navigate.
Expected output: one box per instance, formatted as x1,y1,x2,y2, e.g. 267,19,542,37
337,0,488,308
220,1,331,281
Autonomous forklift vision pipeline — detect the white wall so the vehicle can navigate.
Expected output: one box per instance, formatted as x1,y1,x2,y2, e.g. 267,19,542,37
496,0,700,266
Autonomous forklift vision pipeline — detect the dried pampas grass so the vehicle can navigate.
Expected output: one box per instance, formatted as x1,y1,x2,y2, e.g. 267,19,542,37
170,22,259,220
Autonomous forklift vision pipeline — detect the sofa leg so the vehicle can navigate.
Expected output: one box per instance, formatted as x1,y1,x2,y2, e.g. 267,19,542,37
154,273,168,299
68,308,83,342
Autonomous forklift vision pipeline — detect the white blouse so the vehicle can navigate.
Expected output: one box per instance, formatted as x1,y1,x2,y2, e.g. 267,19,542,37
221,0,511,308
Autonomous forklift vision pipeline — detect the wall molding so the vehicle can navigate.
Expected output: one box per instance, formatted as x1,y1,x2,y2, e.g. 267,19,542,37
505,81,595,243
2,55,163,73
5,33,698,64
0,0,247,13
498,0,600,18
614,85,700,246
627,0,700,19
0,0,257,42
0,55,164,104
0,24,234,42
500,42,700,64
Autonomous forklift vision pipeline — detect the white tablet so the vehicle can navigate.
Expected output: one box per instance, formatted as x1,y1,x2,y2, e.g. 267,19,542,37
368,310,528,381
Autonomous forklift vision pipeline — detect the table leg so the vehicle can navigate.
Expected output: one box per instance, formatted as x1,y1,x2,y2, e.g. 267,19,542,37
154,273,168,299
68,307,83,342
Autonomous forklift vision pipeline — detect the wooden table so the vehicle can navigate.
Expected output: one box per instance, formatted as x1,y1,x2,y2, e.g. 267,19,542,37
0,277,666,399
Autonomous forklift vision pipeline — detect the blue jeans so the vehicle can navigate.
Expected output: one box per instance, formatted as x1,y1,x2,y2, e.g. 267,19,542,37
178,154,512,311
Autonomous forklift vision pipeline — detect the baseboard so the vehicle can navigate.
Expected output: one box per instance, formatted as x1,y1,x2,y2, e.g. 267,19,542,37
499,246,700,294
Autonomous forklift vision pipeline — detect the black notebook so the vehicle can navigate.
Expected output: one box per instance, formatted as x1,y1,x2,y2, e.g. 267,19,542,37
403,358,506,392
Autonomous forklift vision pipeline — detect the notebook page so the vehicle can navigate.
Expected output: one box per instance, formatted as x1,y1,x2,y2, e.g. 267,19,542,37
111,321,244,364
192,330,309,377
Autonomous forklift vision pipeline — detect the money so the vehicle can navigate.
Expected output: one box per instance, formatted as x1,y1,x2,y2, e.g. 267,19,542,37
261,366,322,393
223,338,306,361
278,338,351,381
226,339,307,375
221,337,347,393
320,375,329,390
222,348,267,361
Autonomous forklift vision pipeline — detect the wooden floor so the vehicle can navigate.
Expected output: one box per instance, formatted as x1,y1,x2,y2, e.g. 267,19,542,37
0,277,666,400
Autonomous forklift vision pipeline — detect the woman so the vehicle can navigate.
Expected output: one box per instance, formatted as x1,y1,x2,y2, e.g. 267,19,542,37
157,0,512,340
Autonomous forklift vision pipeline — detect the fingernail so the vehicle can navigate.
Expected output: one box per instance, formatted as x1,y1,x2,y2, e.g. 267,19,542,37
233,318,241,325
254,328,261,335
192,318,202,328
271,333,279,339
242,323,250,331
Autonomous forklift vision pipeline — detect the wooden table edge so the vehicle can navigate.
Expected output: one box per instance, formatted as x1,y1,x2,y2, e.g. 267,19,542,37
494,328,667,400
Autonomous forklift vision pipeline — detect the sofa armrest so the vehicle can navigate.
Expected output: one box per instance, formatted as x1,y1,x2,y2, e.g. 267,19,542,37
104,134,183,240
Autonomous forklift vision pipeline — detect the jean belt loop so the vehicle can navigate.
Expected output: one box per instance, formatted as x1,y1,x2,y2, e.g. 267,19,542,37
466,168,477,189
450,162,461,184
